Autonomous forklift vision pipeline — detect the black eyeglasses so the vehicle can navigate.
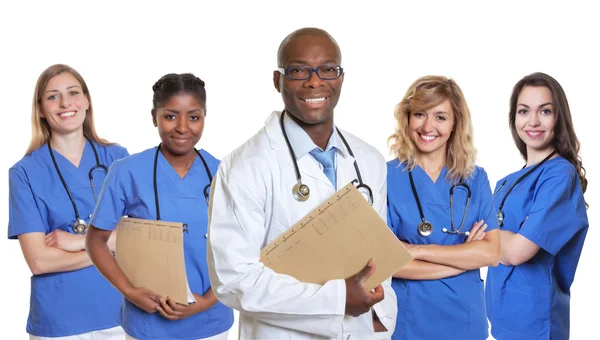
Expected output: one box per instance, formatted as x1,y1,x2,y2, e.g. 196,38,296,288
277,65,344,80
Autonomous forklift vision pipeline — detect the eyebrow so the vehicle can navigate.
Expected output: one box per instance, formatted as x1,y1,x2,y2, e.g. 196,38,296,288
517,102,553,108
164,109,203,113
44,85,81,95
286,59,339,66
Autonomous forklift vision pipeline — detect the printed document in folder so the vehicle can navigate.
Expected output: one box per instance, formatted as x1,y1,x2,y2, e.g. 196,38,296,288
115,217,196,305
260,183,412,290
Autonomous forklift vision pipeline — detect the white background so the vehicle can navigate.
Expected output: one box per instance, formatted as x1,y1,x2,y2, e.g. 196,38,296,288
1,1,597,339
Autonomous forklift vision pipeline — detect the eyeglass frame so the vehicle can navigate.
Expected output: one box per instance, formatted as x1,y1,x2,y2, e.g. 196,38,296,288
276,65,344,80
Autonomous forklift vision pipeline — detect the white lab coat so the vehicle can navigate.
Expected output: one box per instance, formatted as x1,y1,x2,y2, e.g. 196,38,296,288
207,111,397,340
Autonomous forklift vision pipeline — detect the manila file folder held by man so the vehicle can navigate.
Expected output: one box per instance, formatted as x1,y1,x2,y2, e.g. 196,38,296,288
260,182,413,291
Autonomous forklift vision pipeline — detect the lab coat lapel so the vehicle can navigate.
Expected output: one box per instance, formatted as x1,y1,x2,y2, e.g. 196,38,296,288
336,150,358,190
265,111,334,188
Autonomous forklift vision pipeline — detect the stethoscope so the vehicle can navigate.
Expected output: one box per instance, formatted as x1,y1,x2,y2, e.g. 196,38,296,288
48,137,108,235
408,170,472,237
152,144,213,237
279,111,374,205
496,150,557,227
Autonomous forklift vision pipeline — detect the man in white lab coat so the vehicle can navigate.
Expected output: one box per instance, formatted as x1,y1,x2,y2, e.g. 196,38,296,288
207,27,397,339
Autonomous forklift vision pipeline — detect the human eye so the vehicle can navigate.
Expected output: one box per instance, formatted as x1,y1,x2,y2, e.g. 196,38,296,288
189,115,201,121
165,114,176,120
69,90,80,96
47,94,58,100
541,109,553,115
413,112,425,117
287,66,309,78
517,109,528,115
436,115,447,121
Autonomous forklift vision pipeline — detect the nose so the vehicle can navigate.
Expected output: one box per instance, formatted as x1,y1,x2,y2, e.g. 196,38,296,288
59,94,71,108
303,68,325,88
527,112,541,127
175,116,189,134
422,115,435,133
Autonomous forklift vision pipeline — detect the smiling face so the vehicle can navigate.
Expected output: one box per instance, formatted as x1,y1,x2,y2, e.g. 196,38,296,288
409,99,455,158
273,34,343,127
39,72,89,136
153,93,205,158
514,86,556,155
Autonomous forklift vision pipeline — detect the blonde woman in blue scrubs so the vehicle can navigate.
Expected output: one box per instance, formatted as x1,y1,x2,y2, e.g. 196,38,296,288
8,64,128,339
387,75,500,340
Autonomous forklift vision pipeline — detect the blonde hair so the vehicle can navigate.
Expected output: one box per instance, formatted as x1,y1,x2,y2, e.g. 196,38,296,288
388,75,477,181
25,64,112,155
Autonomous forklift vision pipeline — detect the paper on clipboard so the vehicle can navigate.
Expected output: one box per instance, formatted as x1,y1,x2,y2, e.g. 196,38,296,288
260,183,413,291
115,217,195,305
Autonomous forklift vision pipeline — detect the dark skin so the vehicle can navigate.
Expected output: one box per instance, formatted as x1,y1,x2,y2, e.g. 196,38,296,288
86,92,218,320
274,29,386,330
273,31,344,150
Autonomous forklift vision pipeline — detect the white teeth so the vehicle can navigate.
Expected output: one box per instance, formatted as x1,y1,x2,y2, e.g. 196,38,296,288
303,97,326,103
528,131,542,136
421,135,436,141
59,111,76,117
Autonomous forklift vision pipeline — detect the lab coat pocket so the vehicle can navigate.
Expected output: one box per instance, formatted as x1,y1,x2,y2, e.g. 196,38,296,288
500,281,551,337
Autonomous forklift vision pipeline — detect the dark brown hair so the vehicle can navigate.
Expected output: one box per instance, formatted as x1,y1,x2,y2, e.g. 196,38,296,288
509,72,587,194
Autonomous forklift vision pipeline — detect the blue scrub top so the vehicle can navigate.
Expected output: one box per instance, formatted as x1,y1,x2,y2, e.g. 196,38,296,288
8,141,129,337
387,160,498,340
90,147,234,340
486,156,588,340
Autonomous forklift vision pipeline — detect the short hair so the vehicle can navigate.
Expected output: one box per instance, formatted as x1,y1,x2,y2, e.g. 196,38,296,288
277,27,341,67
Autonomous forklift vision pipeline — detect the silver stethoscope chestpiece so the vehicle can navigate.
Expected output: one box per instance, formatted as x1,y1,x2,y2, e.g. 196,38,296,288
73,219,88,235
418,221,433,237
293,183,310,202
497,211,504,227
441,227,469,236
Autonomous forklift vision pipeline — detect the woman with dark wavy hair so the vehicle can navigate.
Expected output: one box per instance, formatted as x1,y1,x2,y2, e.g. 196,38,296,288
486,72,588,340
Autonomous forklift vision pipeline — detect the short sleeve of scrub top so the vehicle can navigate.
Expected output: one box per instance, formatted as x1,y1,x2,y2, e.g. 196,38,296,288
8,167,46,237
518,171,585,256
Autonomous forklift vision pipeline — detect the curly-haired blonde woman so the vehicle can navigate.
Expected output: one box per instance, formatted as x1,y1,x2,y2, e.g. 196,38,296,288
387,76,500,340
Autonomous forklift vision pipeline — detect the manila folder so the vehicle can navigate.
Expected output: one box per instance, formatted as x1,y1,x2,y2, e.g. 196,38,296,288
115,217,190,305
260,183,412,291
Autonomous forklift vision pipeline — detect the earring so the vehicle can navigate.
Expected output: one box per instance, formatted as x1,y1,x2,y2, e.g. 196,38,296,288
153,121,157,127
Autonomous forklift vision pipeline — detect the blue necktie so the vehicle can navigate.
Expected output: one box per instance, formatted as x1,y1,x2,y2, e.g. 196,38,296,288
310,148,337,188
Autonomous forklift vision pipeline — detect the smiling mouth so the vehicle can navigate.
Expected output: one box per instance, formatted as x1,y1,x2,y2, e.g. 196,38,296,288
419,134,438,142
300,96,329,103
58,111,77,118
526,131,544,138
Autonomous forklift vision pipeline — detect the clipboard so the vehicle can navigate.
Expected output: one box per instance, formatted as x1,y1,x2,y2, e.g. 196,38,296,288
115,217,191,305
260,183,412,290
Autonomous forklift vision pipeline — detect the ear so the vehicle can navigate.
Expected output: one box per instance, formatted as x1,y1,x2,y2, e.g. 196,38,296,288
83,94,90,111
151,109,157,127
273,71,281,93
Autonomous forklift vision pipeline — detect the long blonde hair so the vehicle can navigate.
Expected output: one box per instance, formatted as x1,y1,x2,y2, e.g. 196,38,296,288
25,64,112,155
388,75,477,181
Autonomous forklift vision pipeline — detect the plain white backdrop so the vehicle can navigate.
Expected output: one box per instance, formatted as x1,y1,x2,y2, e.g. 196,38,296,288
1,1,597,339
